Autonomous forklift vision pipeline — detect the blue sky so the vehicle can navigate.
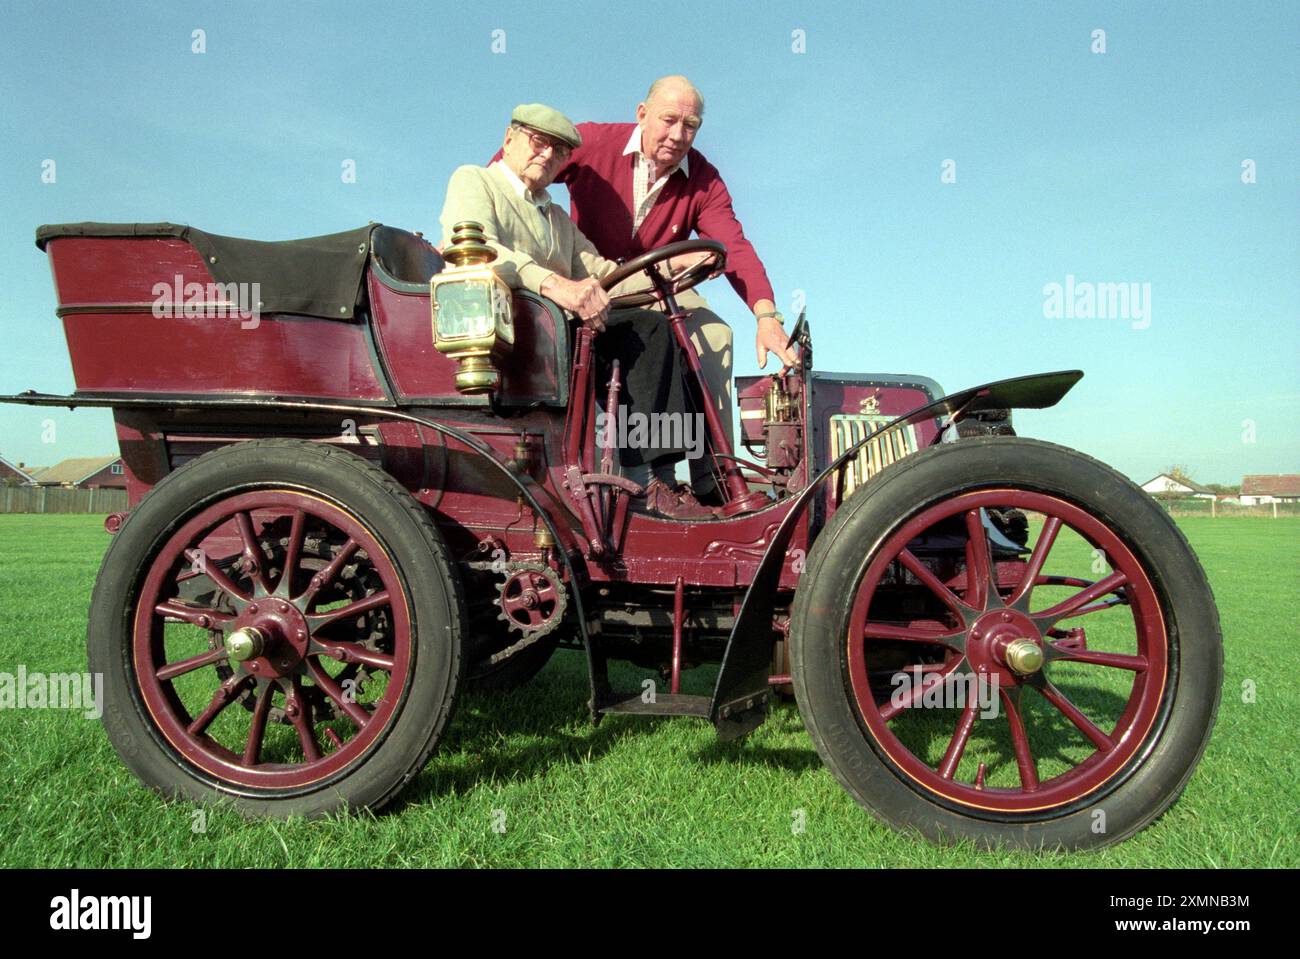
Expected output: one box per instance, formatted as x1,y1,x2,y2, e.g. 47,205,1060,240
1,0,1295,484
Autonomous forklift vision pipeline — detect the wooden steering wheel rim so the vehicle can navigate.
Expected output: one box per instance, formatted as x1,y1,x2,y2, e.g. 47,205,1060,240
599,239,726,309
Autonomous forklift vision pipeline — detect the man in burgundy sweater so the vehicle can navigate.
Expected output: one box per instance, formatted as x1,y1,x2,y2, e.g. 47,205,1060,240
553,76,796,502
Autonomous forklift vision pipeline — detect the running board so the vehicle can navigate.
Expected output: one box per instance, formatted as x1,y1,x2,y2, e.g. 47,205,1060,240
597,693,711,718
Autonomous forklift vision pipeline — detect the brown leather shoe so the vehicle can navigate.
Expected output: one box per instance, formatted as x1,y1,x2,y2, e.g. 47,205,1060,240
643,478,720,520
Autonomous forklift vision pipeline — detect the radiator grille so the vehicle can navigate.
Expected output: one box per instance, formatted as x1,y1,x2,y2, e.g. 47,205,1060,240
829,414,919,499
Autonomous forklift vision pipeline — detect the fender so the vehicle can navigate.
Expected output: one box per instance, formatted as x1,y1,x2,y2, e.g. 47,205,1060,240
0,390,600,698
708,369,1084,739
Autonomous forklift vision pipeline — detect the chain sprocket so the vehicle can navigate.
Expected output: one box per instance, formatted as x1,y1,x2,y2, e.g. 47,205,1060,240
490,562,568,659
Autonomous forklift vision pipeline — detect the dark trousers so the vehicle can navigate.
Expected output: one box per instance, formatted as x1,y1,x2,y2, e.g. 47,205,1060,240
592,308,692,468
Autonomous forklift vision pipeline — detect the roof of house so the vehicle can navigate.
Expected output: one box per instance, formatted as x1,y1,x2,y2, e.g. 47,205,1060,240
1142,473,1214,495
29,455,121,486
1241,474,1300,497
0,455,36,483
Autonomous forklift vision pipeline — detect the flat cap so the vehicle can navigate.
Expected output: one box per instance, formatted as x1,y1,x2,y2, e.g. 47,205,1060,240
510,103,582,149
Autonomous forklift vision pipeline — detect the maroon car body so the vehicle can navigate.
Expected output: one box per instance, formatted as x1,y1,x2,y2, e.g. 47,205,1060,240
3,221,1221,850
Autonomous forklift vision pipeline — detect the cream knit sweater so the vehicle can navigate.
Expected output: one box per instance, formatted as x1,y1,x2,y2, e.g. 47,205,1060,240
438,162,617,293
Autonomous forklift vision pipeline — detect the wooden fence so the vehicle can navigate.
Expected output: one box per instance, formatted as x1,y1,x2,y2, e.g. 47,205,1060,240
1160,498,1299,518
0,486,129,514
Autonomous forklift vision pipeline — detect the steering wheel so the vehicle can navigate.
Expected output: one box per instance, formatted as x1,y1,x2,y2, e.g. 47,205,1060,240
599,239,726,309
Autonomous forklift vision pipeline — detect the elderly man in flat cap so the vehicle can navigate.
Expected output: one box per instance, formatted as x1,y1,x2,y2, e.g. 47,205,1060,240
439,104,715,518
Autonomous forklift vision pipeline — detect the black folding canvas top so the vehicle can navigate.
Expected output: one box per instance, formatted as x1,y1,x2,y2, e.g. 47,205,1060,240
35,221,376,320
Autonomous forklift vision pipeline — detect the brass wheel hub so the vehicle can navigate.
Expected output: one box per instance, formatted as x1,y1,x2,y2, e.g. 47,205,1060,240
1001,638,1044,676
965,608,1044,682
224,600,312,677
224,626,265,662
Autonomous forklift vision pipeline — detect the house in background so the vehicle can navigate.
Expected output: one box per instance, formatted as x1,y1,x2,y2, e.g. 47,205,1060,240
0,455,37,486
1139,473,1216,499
1239,474,1300,506
26,455,126,489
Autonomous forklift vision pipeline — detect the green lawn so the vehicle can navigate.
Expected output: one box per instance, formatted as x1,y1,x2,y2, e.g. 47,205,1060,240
0,513,1295,868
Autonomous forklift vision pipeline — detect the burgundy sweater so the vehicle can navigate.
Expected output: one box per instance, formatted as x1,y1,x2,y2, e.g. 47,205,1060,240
497,122,774,310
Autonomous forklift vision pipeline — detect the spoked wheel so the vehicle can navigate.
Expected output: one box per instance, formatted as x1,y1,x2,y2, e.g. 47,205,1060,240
790,437,1222,849
89,439,465,817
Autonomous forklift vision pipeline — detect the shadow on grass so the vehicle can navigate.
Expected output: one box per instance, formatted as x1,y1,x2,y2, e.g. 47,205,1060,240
379,643,1138,811
397,652,724,806
691,700,826,774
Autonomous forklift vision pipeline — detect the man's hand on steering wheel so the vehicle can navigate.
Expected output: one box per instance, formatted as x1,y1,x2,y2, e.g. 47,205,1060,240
540,274,610,331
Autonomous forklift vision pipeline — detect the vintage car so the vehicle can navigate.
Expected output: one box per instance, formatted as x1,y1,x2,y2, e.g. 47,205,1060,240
2,220,1223,849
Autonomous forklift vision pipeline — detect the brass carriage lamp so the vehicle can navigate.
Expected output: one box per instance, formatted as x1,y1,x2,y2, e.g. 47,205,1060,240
431,221,515,394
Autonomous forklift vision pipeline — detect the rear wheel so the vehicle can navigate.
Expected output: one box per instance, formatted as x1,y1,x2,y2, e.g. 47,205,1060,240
790,437,1222,849
89,439,465,817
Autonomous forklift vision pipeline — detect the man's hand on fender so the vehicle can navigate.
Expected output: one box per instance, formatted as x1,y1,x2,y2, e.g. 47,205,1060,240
540,275,610,331
757,314,797,368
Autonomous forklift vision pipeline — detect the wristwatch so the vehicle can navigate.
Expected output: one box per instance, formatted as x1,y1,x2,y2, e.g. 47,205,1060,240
756,310,784,324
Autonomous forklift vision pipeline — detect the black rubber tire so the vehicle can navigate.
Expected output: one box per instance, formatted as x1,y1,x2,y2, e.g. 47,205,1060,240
789,436,1223,850
88,438,465,818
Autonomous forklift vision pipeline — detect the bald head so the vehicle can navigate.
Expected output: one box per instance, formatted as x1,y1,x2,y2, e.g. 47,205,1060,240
644,75,705,117
637,75,705,178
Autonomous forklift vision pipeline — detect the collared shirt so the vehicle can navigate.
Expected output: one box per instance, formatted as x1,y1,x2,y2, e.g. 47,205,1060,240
623,125,689,237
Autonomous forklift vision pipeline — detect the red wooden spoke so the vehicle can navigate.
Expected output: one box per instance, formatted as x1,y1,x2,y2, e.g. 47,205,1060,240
306,659,372,729
1067,598,1128,618
186,549,251,603
1049,645,1148,672
898,548,974,619
135,490,414,791
1037,575,1092,588
234,510,271,594
243,683,275,765
862,620,965,647
1035,571,1128,625
307,590,391,630
284,679,321,762
844,488,1168,813
1036,680,1114,752
278,509,306,597
156,647,230,682
937,697,980,780
298,538,359,608
311,638,395,672
1008,516,1061,607
154,600,233,629
964,509,992,610
187,674,251,736
1000,687,1040,790
879,657,963,721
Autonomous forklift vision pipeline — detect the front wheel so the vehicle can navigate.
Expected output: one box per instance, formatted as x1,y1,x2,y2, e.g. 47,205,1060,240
89,439,465,817
790,437,1222,849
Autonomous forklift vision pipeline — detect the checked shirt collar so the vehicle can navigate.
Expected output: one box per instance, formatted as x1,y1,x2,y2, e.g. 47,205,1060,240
624,125,689,237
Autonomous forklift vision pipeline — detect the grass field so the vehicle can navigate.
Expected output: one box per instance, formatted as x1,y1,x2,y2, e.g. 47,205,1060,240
0,513,1295,868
